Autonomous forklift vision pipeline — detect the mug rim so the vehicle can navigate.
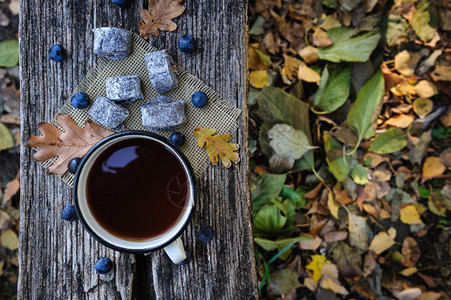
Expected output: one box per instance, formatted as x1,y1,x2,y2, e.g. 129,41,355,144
73,130,196,254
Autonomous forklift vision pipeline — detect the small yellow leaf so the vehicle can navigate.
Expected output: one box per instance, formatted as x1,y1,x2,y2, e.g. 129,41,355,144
327,191,340,219
298,62,321,85
422,156,446,179
414,80,437,98
394,50,421,76
306,255,331,282
413,98,433,118
249,46,268,70
1,229,18,250
400,205,423,225
440,109,451,127
193,127,240,168
249,70,269,89
369,230,396,255
399,267,418,276
320,278,349,295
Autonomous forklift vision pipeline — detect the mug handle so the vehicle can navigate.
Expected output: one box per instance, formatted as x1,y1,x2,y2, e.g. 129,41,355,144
164,237,186,263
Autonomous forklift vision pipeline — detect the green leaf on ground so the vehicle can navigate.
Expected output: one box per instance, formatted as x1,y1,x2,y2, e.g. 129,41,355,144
0,40,19,68
269,269,302,295
250,16,266,36
254,204,287,235
267,124,313,160
252,173,287,214
412,0,438,42
281,186,307,208
317,28,381,63
369,128,407,154
347,70,385,149
257,87,314,170
324,132,350,182
351,164,369,185
255,236,313,251
0,123,14,151
313,65,352,114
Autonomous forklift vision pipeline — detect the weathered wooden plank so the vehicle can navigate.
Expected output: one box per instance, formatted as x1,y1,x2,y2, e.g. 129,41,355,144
18,1,141,299
19,0,256,299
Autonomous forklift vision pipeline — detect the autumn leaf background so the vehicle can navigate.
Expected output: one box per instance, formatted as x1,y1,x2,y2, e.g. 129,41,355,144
249,0,451,298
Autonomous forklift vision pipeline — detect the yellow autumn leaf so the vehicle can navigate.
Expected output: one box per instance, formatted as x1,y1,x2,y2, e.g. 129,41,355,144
298,62,321,85
249,46,268,70
306,255,331,282
414,80,437,98
249,70,269,89
193,127,240,168
328,191,340,219
422,156,446,180
385,114,414,128
298,46,319,64
400,205,423,225
1,229,18,250
394,50,421,76
413,98,433,118
399,267,418,276
282,55,302,81
369,229,396,255
320,278,349,295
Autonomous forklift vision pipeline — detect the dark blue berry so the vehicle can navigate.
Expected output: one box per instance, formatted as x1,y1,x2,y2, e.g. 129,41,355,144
61,205,77,221
178,35,195,53
71,91,90,109
177,249,192,265
112,0,127,8
191,91,208,108
198,225,215,243
48,44,65,62
95,257,114,274
68,157,81,173
169,132,185,147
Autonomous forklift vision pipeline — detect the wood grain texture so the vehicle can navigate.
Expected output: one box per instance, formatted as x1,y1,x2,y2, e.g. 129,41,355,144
19,0,256,299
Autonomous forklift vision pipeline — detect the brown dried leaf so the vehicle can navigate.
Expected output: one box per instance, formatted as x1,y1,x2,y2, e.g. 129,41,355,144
138,0,185,39
414,80,438,98
440,109,451,127
312,28,333,47
193,127,240,168
439,148,451,168
28,115,114,175
385,114,414,128
430,64,451,82
394,50,421,76
402,237,420,267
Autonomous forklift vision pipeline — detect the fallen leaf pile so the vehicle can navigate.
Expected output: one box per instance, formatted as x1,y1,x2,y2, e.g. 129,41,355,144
193,126,240,168
249,0,451,298
28,115,114,175
138,0,185,39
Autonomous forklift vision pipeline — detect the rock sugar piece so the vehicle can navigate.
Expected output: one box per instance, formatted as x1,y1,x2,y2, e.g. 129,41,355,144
93,27,132,60
106,75,143,105
145,50,178,94
89,96,129,129
141,96,186,131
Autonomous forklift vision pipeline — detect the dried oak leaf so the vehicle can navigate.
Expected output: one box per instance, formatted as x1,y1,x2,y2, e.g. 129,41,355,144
193,127,239,168
27,114,114,175
138,0,185,39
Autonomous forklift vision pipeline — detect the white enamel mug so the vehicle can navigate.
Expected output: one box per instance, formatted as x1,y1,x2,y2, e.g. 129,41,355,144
73,131,195,263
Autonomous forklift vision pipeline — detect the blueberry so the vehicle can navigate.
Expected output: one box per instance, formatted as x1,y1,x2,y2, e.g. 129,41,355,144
48,44,65,62
95,257,114,274
71,91,90,109
191,91,208,108
169,132,185,147
61,205,77,221
112,0,127,8
68,157,81,173
198,225,215,243
177,249,192,265
178,35,195,53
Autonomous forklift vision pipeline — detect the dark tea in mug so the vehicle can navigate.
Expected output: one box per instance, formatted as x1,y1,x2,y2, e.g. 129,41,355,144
86,137,189,241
